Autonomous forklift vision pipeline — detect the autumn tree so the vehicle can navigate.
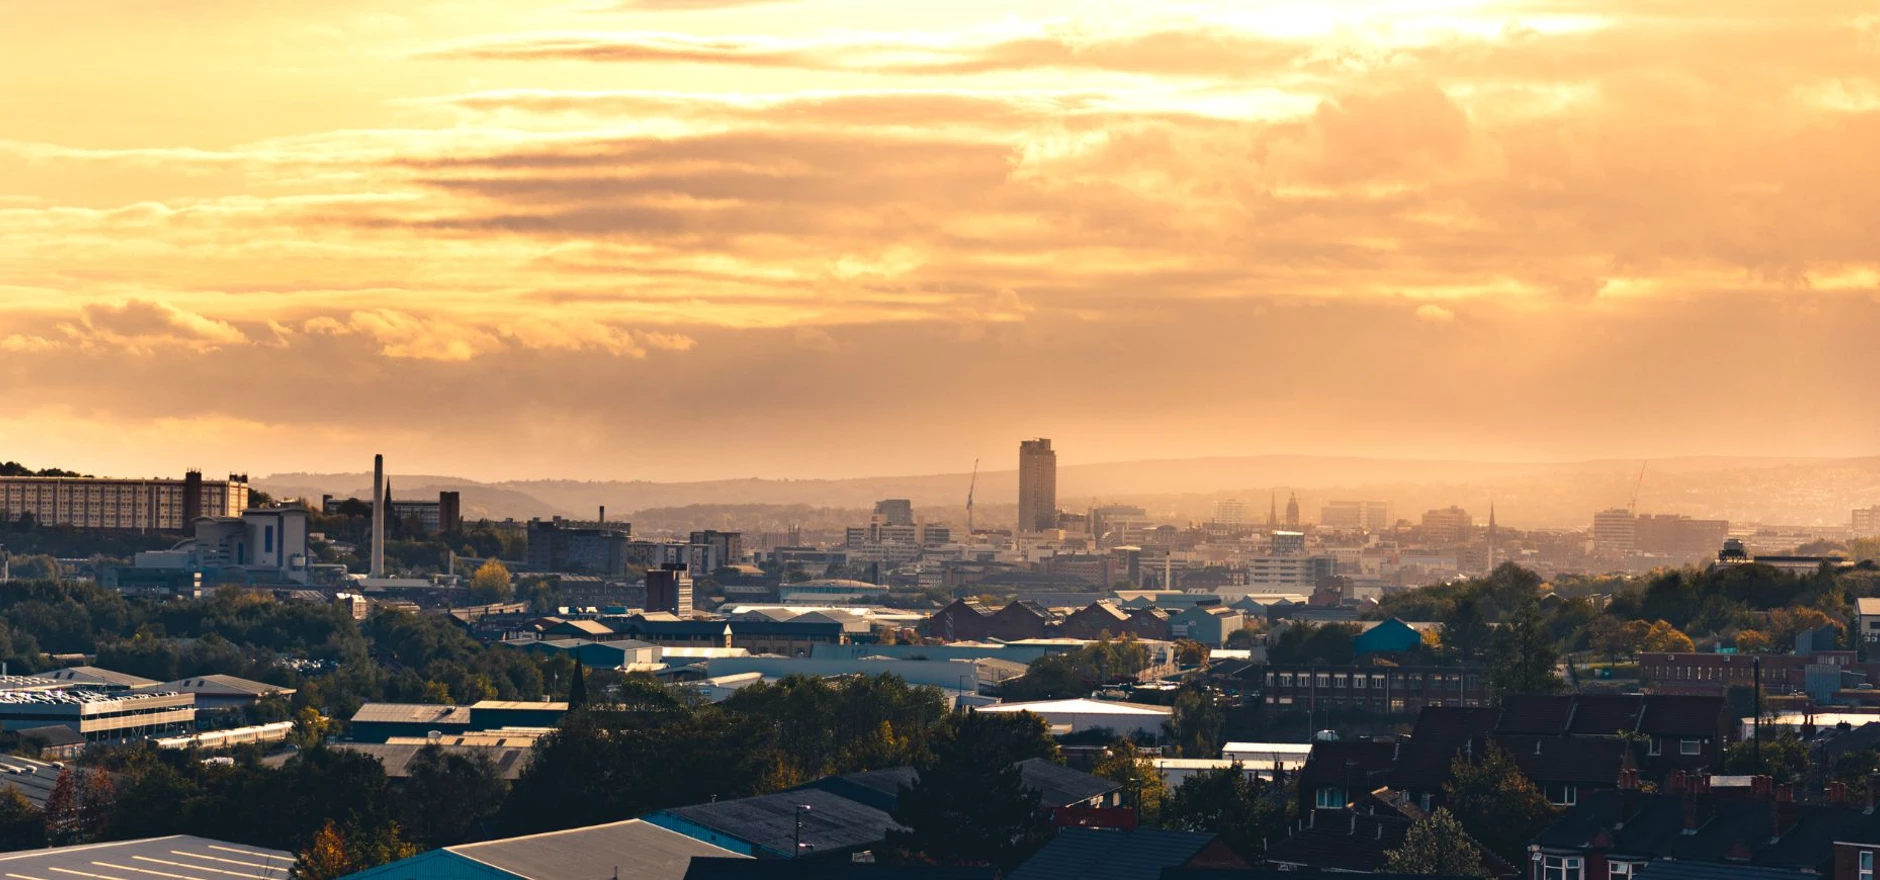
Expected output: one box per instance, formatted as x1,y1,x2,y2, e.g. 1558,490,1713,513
1443,744,1558,864
468,559,513,604
1384,808,1488,878
0,787,46,851
42,767,80,845
1639,619,1695,653
1091,739,1165,824
1735,629,1773,653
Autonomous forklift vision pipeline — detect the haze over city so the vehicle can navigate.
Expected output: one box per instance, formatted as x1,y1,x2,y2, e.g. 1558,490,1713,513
4,0,1879,482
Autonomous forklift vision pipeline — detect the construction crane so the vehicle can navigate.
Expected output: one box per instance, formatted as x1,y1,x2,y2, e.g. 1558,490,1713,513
965,459,979,534
1629,461,1648,515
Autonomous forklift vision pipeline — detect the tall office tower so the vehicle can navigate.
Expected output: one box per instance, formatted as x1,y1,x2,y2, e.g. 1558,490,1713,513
646,563,694,616
1018,438,1058,533
1213,499,1246,526
874,499,915,526
1592,508,1637,554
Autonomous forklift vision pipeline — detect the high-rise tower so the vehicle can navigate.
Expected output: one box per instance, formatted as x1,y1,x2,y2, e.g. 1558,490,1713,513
1017,439,1057,533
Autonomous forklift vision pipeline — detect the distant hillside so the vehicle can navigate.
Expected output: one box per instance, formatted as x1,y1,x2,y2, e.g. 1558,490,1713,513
258,454,1880,530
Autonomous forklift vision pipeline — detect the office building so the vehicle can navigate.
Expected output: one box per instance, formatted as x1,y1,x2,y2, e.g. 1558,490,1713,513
873,499,914,527
1212,499,1246,526
0,470,248,531
527,520,630,576
646,563,694,616
688,531,744,569
1854,506,1880,537
1593,508,1637,553
1420,506,1472,543
1634,514,1730,555
1018,438,1057,533
1321,500,1391,531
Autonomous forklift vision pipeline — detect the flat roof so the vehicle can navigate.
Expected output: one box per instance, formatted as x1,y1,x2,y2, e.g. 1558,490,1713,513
444,819,743,880
0,835,293,880
350,703,474,725
979,698,1172,716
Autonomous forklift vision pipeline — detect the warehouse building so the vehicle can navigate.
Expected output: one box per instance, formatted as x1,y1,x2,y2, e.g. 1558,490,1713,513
0,689,196,740
342,819,741,880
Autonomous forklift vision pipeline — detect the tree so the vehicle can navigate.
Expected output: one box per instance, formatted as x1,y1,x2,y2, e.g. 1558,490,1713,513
1443,744,1557,864
1640,619,1695,653
1166,683,1225,758
887,711,1051,869
1384,808,1488,878
1173,639,1209,667
292,822,354,880
78,769,115,843
42,767,80,845
467,559,513,604
1441,596,1493,663
1486,602,1565,700
1735,628,1773,653
1161,765,1290,860
0,787,46,851
1724,732,1810,784
291,821,419,880
396,746,507,848
1091,739,1165,824
569,661,589,707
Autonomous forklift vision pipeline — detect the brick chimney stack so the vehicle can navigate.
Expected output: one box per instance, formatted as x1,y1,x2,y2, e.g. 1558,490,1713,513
1774,784,1798,838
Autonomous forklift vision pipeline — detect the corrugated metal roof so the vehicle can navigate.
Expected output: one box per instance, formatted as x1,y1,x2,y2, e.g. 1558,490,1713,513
159,675,295,698
327,743,534,780
29,666,161,689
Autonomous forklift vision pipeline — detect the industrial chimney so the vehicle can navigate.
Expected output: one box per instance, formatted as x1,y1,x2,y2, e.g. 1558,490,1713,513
371,454,386,578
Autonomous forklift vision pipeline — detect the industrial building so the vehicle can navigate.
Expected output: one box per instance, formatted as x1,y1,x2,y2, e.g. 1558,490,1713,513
0,470,248,531
0,836,294,880
347,700,568,743
343,819,742,880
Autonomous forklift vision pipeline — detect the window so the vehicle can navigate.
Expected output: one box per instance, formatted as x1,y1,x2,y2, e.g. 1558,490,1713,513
1860,850,1873,880
1680,739,1702,756
1648,738,1663,756
1315,786,1347,809
1543,856,1584,880
1549,784,1578,806
1333,674,1348,687
1278,674,1294,687
264,525,275,555
1610,862,1638,880
1354,675,1367,690
1317,674,1331,688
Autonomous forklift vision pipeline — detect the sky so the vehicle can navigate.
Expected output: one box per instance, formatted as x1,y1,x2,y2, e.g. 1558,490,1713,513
1,0,1877,482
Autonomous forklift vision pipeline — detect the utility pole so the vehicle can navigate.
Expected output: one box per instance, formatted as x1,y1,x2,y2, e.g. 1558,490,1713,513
1753,656,1763,771
794,804,812,858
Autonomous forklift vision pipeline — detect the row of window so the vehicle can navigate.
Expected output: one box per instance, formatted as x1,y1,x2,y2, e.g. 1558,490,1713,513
1270,672,1478,689
1546,850,1867,880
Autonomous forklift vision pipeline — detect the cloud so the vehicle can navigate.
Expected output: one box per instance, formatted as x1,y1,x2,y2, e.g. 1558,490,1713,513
1415,304,1456,323
65,299,250,352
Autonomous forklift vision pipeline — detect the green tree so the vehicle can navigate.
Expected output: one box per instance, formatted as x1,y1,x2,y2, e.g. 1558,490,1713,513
1166,683,1225,758
0,787,46,851
1443,744,1558,864
1161,765,1290,860
1486,602,1565,700
396,746,508,848
1091,739,1165,824
886,711,1051,869
1441,596,1493,663
1723,732,1810,784
467,559,513,604
1384,808,1488,878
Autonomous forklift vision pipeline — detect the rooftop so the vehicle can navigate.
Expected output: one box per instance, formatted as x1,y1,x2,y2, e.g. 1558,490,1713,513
159,675,295,698
29,666,161,689
0,836,294,880
349,703,474,725
980,699,1173,716
1009,828,1226,880
658,788,898,856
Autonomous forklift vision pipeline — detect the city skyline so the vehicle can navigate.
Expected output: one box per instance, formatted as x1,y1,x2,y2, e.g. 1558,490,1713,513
3,1,1879,481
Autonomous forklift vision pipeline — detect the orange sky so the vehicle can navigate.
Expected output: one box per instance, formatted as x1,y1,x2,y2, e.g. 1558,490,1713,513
1,0,1877,481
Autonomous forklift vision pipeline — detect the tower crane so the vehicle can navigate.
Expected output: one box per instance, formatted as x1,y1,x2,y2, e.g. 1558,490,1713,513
1629,461,1648,515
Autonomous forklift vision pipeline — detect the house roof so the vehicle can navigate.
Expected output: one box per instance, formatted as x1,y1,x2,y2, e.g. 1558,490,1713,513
683,860,993,880
158,674,295,698
17,724,87,748
1855,598,1880,616
1264,810,1410,872
1008,828,1221,880
431,819,742,880
798,758,1119,813
0,836,293,880
1535,789,1880,870
1635,861,1823,880
658,788,899,856
30,666,159,689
